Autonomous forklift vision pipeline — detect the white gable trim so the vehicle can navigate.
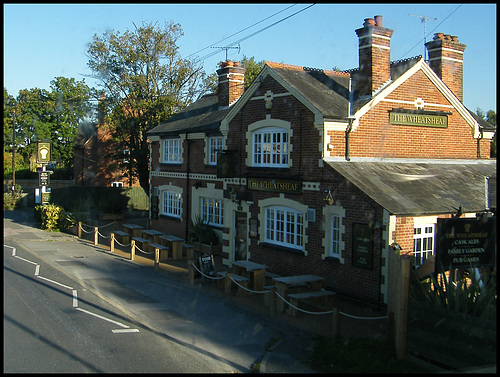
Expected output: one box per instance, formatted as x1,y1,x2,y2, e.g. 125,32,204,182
352,58,481,137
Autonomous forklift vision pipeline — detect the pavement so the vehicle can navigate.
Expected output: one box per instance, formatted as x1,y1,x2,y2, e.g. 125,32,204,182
4,209,390,373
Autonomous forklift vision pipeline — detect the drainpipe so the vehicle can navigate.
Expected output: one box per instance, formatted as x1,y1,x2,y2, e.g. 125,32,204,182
345,116,355,161
477,127,483,159
185,133,191,241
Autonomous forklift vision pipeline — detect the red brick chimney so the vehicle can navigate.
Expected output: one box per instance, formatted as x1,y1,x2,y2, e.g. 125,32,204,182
355,15,394,97
216,60,246,108
425,33,466,102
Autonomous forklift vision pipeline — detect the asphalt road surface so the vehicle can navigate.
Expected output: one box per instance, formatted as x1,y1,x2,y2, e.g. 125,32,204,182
3,240,236,373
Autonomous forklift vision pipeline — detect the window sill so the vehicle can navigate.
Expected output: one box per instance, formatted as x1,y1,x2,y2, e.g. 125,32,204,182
260,242,305,255
159,214,182,221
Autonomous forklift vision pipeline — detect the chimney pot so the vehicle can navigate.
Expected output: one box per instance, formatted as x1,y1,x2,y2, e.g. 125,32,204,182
451,35,459,42
444,34,452,40
363,18,376,27
434,33,445,40
374,15,383,27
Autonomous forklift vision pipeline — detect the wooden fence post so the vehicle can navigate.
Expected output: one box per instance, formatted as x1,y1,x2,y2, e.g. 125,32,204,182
78,221,82,238
188,259,194,285
225,273,232,297
110,233,115,252
94,227,98,245
269,287,277,317
154,247,160,271
332,306,341,337
130,240,136,261
395,255,411,360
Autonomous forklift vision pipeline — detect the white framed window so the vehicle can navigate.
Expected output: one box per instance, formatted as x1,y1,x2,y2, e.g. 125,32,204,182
162,190,182,218
413,224,435,267
123,149,130,163
253,127,289,167
265,206,304,249
208,136,224,165
162,138,182,163
331,214,341,258
201,197,224,227
111,181,123,187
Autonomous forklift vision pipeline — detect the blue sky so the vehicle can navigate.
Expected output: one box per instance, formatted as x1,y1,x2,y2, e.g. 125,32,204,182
3,3,497,113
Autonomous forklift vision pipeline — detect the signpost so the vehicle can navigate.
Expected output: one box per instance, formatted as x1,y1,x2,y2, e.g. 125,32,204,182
435,217,496,272
35,140,52,204
352,223,373,268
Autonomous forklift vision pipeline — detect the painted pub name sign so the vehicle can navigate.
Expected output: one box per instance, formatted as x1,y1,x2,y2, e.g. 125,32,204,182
435,217,496,272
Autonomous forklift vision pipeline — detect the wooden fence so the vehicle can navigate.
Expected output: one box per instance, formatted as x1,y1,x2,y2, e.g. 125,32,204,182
407,301,496,370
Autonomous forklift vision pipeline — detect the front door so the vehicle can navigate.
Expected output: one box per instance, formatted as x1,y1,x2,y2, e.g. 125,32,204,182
234,211,247,261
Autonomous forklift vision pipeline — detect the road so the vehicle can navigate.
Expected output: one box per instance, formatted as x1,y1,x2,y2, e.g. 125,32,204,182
3,240,236,373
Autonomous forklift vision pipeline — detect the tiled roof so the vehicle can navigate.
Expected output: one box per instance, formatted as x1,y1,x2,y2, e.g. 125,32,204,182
325,159,496,216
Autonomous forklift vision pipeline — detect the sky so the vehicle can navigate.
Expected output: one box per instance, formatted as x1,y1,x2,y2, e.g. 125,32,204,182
3,3,497,113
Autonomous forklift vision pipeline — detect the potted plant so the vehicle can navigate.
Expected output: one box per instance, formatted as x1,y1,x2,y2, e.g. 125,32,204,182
189,215,221,255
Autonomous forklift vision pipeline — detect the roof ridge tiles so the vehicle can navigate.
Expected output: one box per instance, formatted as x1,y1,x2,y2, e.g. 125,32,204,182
266,61,350,77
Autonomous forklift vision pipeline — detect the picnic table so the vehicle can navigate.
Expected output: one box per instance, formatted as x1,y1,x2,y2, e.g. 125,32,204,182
123,223,144,238
159,235,184,259
272,274,325,312
142,229,164,244
232,260,268,291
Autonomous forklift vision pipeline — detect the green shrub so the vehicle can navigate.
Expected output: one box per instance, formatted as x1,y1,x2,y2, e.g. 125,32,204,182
35,204,67,231
189,215,219,245
3,184,23,210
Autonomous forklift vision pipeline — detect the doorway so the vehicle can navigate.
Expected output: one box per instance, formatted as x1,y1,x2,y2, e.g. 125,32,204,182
234,211,247,261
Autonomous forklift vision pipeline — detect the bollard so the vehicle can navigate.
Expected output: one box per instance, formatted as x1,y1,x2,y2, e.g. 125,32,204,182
94,227,98,245
130,240,136,261
78,221,82,238
110,233,115,252
188,259,194,285
332,306,341,337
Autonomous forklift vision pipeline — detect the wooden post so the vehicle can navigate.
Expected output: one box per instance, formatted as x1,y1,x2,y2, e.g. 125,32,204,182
395,255,411,360
188,259,194,285
154,247,160,271
110,233,115,252
94,227,98,245
269,286,277,317
130,240,136,261
78,221,82,238
225,273,232,297
332,306,341,337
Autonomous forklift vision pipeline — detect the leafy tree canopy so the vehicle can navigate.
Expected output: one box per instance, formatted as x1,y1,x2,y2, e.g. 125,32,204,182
476,108,496,157
86,20,208,191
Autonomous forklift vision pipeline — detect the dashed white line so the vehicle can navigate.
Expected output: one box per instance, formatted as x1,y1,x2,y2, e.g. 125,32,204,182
73,289,78,307
37,275,74,290
112,329,140,334
75,307,130,328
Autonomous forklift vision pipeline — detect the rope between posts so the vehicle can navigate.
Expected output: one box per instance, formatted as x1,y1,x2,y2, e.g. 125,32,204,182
79,223,94,234
114,238,131,247
134,244,154,255
230,275,268,294
99,221,115,228
274,292,389,319
191,263,225,280
97,230,110,239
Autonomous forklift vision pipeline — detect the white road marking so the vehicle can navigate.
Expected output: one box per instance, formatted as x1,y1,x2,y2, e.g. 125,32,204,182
72,290,78,307
37,275,74,290
112,329,140,334
76,307,130,328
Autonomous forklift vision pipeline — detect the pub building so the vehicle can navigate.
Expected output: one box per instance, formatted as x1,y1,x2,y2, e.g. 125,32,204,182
147,15,496,305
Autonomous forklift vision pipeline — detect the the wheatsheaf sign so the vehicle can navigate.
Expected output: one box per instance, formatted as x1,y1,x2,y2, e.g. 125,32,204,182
389,112,448,128
247,177,302,194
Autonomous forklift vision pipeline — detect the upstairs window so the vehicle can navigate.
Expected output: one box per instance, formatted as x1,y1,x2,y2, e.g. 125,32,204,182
162,138,182,163
208,136,224,165
253,127,289,167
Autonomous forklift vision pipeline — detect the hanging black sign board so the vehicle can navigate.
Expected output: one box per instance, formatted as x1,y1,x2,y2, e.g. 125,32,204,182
352,223,373,269
435,217,496,272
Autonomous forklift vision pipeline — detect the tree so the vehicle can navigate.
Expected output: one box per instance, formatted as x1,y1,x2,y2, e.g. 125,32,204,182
86,21,208,191
3,79,94,177
476,108,496,158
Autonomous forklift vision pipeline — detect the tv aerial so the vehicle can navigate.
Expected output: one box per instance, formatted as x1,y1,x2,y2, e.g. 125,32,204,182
211,43,241,61
409,14,438,60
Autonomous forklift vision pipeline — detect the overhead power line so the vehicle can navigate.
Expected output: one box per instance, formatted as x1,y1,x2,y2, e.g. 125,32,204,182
197,3,316,62
187,4,298,60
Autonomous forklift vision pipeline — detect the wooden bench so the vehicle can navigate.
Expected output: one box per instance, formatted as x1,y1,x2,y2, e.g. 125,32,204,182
286,290,336,317
150,242,169,262
217,271,250,297
132,237,150,253
112,230,130,244
182,242,194,259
